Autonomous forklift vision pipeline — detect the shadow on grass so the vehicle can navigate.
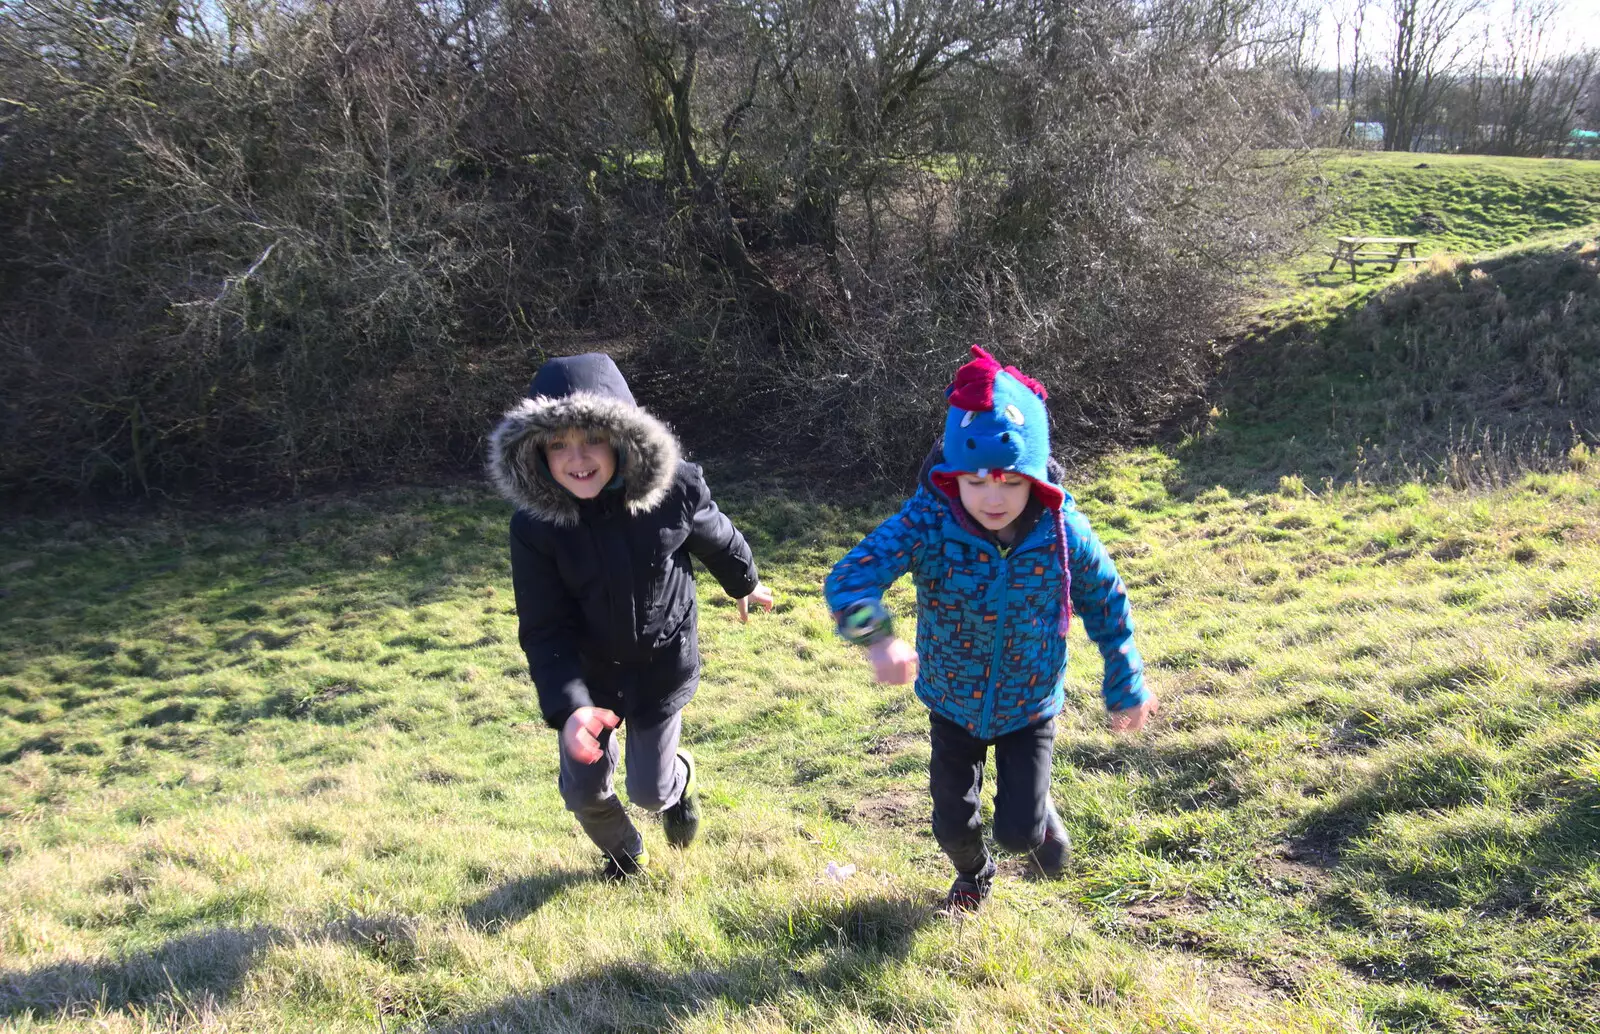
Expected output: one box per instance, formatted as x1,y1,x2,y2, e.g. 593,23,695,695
0,926,274,1020
461,869,594,932
0,486,888,767
1299,762,1600,922
1287,741,1497,869
0,499,508,666
1058,735,1247,813
0,913,437,1021
0,484,880,670
1294,266,1408,290
420,895,934,1033
1174,236,1599,495
0,890,933,1027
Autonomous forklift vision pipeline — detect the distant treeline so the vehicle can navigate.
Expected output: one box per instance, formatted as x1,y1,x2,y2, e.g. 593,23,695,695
1277,0,1597,157
0,0,1316,500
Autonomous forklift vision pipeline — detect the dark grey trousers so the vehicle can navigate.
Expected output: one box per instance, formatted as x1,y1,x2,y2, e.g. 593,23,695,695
929,712,1057,875
558,710,687,859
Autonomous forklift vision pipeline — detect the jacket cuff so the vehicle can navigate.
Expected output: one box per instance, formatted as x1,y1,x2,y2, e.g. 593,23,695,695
1103,674,1150,713
542,677,595,730
719,569,760,600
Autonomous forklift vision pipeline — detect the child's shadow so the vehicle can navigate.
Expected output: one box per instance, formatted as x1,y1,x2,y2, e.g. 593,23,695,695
426,894,934,1031
461,869,594,933
0,925,274,1019
0,916,422,1020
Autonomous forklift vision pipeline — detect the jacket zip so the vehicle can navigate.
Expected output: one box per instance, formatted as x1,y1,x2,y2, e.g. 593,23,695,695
945,516,1058,739
588,514,633,659
978,554,1011,739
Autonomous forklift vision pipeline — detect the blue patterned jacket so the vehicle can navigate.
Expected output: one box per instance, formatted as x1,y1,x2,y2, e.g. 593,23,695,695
825,469,1147,739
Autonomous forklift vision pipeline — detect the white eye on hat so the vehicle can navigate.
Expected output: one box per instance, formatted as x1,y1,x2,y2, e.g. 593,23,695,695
960,411,976,428
1004,405,1025,425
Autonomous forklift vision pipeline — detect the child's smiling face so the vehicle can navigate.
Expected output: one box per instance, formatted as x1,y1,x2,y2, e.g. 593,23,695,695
543,428,616,499
956,471,1031,535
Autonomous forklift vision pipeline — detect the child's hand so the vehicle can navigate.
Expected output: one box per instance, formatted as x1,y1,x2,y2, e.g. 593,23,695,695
562,706,620,764
737,582,774,623
867,637,918,684
1109,693,1158,734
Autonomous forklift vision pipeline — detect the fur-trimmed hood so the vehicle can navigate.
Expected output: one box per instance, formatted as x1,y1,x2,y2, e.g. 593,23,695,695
487,354,681,527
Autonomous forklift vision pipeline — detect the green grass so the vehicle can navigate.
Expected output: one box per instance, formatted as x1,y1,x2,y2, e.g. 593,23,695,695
2,153,1599,1033
1317,152,1600,257
1188,229,1600,493
3,458,1598,1032
1276,152,1600,296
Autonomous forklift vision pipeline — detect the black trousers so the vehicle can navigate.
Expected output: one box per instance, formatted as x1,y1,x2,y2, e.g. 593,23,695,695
928,712,1057,875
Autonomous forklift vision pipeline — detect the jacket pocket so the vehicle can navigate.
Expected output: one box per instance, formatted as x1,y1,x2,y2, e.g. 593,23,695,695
637,523,690,642
923,540,998,682
939,538,996,596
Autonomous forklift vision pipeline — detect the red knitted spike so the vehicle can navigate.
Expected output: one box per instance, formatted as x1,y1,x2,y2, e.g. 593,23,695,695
946,345,1002,411
1004,366,1049,401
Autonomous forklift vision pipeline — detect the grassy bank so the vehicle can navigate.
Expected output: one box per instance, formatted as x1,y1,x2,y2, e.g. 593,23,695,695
1318,152,1600,257
2,154,1598,1034
1196,228,1600,494
2,450,1597,1031
1285,152,1600,289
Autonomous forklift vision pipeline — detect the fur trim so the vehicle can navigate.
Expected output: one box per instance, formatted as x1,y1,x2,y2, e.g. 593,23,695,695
487,392,681,526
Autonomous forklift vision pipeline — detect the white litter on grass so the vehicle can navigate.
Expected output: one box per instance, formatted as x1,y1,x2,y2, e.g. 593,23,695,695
824,861,857,882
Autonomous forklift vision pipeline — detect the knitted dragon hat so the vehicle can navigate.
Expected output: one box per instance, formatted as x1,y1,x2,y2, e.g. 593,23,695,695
929,345,1065,509
929,345,1072,635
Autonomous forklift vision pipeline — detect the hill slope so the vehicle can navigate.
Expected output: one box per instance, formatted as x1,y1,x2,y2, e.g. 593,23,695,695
1192,228,1600,493
2,455,1597,1032
1316,152,1600,257
2,161,1598,1034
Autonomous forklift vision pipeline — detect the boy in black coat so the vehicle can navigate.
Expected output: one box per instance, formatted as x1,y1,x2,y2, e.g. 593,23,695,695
488,354,773,877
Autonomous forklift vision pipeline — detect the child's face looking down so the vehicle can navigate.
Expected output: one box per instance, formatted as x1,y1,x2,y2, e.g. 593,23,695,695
543,428,616,499
957,472,1031,536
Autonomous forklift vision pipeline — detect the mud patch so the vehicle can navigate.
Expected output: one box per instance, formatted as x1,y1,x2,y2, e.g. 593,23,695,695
1125,896,1211,924
1126,902,1315,996
1206,962,1284,1006
1257,843,1337,895
864,733,921,756
851,790,924,828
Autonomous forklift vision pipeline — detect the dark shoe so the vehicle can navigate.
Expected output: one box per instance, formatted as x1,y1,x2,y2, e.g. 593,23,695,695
942,858,996,913
600,847,650,881
1029,806,1071,878
660,749,700,849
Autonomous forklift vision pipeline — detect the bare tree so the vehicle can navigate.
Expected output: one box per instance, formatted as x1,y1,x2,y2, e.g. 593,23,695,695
1329,0,1374,135
1245,0,1323,89
0,0,1318,498
1486,0,1596,155
762,0,1011,258
1379,0,1481,150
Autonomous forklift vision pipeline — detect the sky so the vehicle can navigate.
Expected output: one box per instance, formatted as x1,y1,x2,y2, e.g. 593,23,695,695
1309,0,1600,67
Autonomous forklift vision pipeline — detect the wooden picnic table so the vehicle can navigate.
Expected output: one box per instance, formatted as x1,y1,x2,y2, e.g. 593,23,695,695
1327,236,1423,281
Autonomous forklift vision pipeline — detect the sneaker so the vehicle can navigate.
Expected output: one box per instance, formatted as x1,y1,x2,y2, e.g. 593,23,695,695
660,748,700,849
1029,806,1071,878
600,847,650,881
942,858,996,914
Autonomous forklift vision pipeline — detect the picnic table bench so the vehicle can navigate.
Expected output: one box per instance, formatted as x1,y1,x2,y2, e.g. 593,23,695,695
1327,236,1423,281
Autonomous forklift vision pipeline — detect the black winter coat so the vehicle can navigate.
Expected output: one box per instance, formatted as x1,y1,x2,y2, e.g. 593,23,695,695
487,354,759,729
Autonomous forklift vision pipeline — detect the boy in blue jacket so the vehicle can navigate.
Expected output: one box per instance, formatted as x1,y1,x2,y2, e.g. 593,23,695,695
824,346,1157,911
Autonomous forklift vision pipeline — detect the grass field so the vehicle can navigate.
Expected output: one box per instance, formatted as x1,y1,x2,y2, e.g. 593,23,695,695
3,452,1598,1033
2,155,1598,1033
1290,151,1600,290
1318,152,1600,256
